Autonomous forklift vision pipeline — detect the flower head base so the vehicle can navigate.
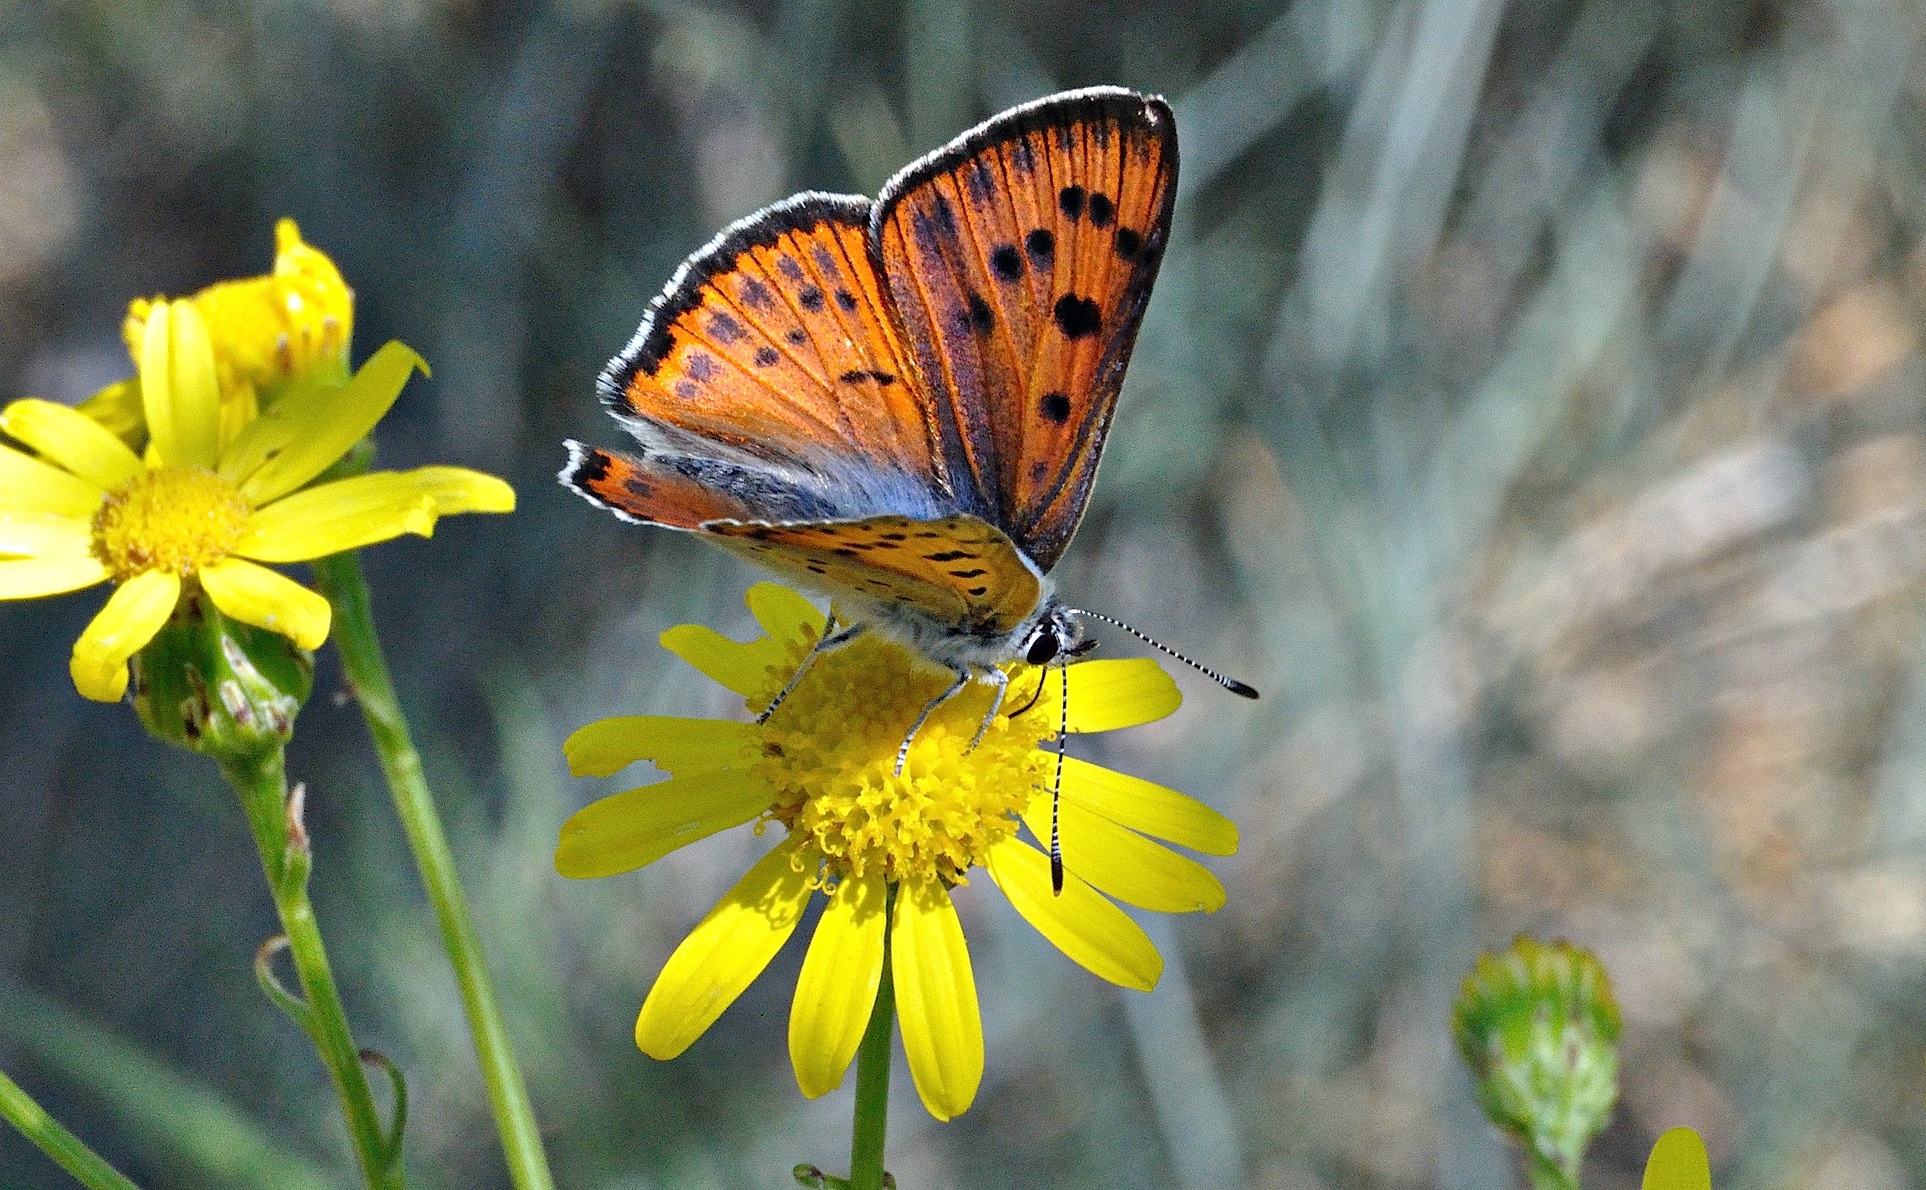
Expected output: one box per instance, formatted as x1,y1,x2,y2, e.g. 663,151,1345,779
557,584,1239,1121
132,587,314,758
91,465,250,581
1453,936,1622,1187
762,632,1047,888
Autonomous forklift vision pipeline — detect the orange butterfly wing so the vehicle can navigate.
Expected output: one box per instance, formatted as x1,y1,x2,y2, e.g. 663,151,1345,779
581,194,953,525
872,87,1177,571
706,514,1042,634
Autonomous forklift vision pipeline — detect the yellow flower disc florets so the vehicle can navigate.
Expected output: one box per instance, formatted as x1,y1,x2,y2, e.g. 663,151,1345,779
90,466,250,581
758,629,1055,889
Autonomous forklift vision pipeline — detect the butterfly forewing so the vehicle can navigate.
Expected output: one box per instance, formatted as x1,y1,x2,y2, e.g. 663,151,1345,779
599,194,946,501
706,514,1042,634
873,87,1178,572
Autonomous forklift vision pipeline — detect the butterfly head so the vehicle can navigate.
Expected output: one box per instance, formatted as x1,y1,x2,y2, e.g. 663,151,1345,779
1019,599,1087,668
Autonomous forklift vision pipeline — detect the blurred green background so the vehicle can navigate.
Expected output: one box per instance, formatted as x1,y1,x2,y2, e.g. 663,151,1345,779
3,0,1925,1186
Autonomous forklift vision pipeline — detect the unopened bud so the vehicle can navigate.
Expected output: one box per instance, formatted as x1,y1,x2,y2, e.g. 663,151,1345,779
1453,936,1622,1189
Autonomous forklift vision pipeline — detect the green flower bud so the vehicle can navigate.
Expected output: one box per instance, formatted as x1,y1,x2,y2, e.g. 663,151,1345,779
1453,936,1622,1190
130,586,314,759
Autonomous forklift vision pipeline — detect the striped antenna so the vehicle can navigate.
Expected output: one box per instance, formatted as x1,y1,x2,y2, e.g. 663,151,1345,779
1067,608,1260,699
1051,661,1068,894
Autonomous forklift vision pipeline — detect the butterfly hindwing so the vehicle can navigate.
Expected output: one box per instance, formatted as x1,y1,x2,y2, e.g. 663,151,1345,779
706,514,1043,635
596,193,947,506
873,87,1178,572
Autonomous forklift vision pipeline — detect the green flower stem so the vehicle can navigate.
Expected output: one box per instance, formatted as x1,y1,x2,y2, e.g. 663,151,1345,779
849,890,897,1190
1527,1153,1578,1190
0,1063,139,1190
220,746,399,1189
311,550,555,1190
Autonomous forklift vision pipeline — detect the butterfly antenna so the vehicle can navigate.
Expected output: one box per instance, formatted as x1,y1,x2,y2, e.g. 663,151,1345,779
1066,609,1261,699
1051,660,1067,895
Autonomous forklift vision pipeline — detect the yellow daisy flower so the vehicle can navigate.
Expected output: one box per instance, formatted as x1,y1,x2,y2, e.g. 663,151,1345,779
0,298,512,702
556,583,1238,1121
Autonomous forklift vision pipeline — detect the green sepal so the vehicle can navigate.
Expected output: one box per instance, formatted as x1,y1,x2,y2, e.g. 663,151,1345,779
130,585,314,759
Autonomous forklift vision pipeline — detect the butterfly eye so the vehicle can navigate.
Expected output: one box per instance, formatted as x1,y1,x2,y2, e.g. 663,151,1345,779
1025,630,1060,666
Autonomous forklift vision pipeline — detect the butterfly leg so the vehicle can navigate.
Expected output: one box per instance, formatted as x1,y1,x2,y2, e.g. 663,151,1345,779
757,615,867,724
894,664,974,776
965,665,1010,753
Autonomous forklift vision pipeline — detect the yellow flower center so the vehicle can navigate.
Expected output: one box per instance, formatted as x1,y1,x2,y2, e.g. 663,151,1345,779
90,466,251,581
758,629,1055,888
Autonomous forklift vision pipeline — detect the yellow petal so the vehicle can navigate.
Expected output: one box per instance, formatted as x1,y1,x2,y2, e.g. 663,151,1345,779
891,877,983,1121
234,472,439,562
232,341,426,504
70,570,179,701
1022,793,1225,914
563,716,760,778
555,768,774,878
198,558,331,649
0,510,94,559
790,870,887,1098
140,301,221,469
746,582,823,641
393,466,515,515
0,443,106,518
1030,659,1182,733
1643,1127,1710,1190
634,839,813,1059
662,586,825,698
984,837,1162,992
75,378,145,452
0,399,142,491
0,556,110,598
1059,757,1239,855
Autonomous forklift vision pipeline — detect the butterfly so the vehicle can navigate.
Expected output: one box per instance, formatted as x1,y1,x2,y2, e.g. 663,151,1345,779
562,87,1255,826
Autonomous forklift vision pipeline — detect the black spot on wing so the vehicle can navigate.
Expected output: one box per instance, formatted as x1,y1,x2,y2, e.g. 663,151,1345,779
1039,392,1071,423
798,285,825,312
1087,192,1115,228
673,380,698,399
686,352,719,381
1053,294,1102,339
754,346,779,367
739,278,775,310
785,327,808,346
837,369,898,386
835,288,858,311
1059,186,1085,220
1025,228,1055,266
778,255,806,281
967,292,995,333
1115,227,1143,260
990,245,1023,281
570,447,612,486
